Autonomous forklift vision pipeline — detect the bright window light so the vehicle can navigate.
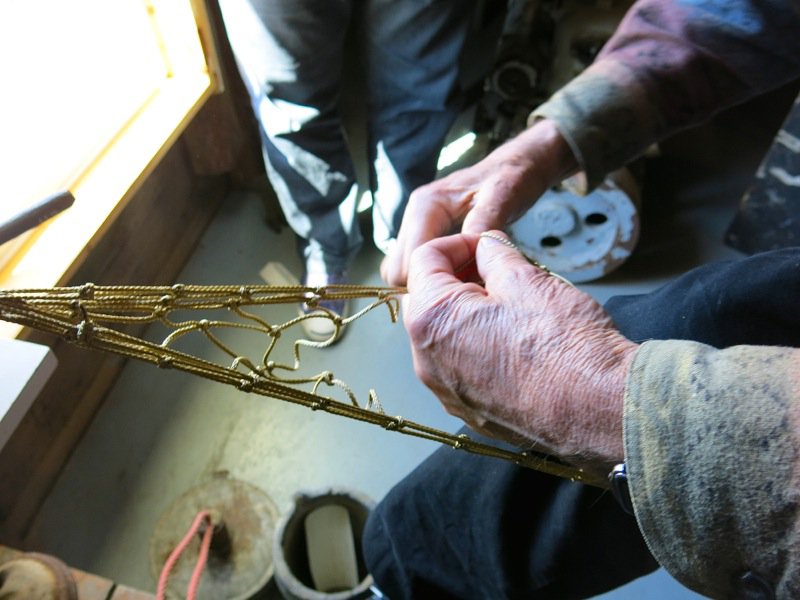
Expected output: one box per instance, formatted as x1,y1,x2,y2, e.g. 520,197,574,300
2,0,165,223
0,0,215,337
436,131,477,171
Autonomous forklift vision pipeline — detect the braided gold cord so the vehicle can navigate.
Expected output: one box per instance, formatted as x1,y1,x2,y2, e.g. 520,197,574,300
0,283,606,488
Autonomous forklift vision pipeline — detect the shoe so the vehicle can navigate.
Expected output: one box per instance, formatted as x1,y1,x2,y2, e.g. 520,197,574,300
298,270,351,343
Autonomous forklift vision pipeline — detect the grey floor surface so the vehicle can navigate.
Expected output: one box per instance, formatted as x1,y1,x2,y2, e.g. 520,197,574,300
22,171,752,598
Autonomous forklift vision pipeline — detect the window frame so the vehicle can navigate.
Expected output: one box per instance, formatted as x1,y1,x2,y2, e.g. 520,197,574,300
0,0,221,327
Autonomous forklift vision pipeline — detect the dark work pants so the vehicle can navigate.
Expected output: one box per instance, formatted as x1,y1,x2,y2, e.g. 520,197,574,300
362,248,800,599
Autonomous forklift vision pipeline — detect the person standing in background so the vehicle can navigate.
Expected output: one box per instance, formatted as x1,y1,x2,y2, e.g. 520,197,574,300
218,0,480,341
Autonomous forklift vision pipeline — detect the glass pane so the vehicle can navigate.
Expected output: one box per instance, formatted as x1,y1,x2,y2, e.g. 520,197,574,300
0,0,166,223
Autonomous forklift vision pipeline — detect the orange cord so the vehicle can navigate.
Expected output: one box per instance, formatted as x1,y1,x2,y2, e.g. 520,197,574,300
157,510,214,600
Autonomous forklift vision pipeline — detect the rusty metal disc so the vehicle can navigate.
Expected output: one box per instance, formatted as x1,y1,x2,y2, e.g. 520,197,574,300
149,475,279,600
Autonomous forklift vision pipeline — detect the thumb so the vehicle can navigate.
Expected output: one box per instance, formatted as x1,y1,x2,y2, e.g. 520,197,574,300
475,231,549,295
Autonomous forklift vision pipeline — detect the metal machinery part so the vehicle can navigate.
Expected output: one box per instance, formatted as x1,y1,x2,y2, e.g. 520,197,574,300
507,167,641,282
473,0,549,145
475,0,641,281
149,475,279,600
475,0,633,145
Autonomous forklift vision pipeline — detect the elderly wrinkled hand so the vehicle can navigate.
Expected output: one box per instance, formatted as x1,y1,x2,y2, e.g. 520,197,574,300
403,231,637,473
381,119,575,287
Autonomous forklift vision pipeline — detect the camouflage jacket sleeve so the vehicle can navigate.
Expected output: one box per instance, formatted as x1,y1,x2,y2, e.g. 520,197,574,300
624,339,800,598
532,0,800,191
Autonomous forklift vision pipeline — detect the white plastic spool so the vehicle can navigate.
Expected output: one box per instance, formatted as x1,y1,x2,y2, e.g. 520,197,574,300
507,168,641,283
273,489,375,600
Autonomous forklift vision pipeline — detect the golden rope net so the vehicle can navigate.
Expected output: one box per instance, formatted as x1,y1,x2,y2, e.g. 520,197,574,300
0,282,606,488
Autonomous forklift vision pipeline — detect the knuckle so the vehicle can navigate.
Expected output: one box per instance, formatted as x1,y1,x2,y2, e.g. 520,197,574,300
404,307,432,345
408,184,433,205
